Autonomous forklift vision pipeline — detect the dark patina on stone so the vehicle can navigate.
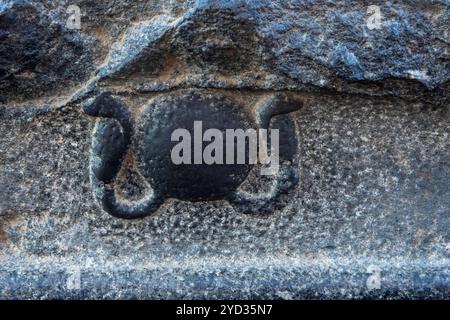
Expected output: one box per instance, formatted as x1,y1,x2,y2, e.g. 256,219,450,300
137,92,253,201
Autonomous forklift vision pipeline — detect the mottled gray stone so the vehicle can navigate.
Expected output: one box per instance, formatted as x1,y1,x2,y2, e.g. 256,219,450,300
0,0,449,299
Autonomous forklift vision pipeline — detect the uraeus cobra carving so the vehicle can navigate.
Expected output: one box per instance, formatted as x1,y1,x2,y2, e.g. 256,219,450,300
84,90,302,218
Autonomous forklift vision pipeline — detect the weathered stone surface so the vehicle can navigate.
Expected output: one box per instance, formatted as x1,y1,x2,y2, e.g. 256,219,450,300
0,0,449,299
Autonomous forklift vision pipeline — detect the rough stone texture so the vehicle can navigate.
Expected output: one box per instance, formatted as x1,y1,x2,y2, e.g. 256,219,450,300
0,0,449,299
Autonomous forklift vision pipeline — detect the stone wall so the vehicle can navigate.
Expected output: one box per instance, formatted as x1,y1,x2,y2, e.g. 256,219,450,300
0,0,449,299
